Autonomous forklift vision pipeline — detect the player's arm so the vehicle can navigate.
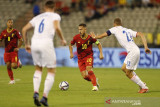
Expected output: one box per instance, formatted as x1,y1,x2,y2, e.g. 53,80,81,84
54,20,67,46
90,32,108,39
0,33,4,42
69,44,74,59
137,32,151,54
22,23,33,53
96,41,104,60
14,38,23,52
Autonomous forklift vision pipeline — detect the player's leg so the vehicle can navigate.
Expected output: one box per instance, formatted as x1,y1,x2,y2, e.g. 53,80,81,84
40,46,56,106
11,52,19,69
6,62,15,84
4,53,15,84
122,63,148,93
81,70,91,81
86,66,98,91
40,68,56,106
78,59,91,81
33,65,42,106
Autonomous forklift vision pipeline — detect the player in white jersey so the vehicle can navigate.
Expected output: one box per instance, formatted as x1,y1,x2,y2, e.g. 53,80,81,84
90,18,151,93
22,1,67,106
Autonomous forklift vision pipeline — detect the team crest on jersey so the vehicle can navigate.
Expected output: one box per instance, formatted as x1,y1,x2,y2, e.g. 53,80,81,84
12,33,14,37
4,34,6,37
78,41,80,43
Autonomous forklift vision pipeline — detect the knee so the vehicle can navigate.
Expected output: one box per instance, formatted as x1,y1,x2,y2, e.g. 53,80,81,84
121,66,126,72
86,67,92,72
82,74,87,79
11,63,18,69
125,71,132,78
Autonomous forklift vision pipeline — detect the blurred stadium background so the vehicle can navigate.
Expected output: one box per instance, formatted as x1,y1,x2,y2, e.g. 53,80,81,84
0,0,160,48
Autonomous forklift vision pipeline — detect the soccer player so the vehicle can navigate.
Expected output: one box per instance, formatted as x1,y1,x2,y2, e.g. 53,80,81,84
0,19,23,84
22,1,67,106
90,18,151,93
69,23,104,91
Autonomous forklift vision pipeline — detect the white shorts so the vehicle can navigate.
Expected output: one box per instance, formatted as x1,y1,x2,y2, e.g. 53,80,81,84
124,49,140,70
31,39,56,68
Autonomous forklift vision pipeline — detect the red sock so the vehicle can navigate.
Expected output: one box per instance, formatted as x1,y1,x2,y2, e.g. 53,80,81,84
84,75,91,81
88,71,97,86
7,68,14,80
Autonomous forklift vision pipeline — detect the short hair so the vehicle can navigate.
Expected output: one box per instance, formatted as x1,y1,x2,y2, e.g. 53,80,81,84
114,18,122,25
79,23,87,27
45,0,55,9
7,19,13,22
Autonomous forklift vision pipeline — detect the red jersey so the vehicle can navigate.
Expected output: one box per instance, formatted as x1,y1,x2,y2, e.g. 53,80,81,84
71,34,97,59
0,29,22,52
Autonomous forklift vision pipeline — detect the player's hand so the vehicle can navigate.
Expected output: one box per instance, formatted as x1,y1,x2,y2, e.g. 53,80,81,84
99,54,104,60
61,39,67,46
14,48,19,52
70,53,74,59
145,48,151,54
90,32,96,39
25,45,31,53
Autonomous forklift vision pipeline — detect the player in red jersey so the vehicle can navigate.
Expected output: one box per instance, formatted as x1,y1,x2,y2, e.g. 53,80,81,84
69,23,104,91
0,19,23,84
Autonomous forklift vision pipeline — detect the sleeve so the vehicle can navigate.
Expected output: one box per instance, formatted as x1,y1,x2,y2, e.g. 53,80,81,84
53,14,61,21
29,17,36,27
129,29,137,37
70,36,76,45
91,37,97,43
106,27,116,36
16,30,22,39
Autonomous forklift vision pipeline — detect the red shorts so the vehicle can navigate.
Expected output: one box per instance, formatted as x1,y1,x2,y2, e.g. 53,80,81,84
78,56,93,72
4,52,18,63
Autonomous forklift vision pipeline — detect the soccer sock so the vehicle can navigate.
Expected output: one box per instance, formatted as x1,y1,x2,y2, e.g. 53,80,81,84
131,71,147,89
7,68,14,80
43,72,55,98
88,71,97,86
84,75,91,81
33,70,42,93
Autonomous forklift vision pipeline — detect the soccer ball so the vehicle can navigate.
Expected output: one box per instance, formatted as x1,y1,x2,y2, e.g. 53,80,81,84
59,81,69,91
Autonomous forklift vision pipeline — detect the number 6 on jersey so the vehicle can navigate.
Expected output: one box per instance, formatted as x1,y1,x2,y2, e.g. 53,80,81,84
39,19,45,33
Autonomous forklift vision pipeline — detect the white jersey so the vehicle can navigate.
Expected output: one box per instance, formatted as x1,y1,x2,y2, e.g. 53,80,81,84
29,12,61,42
108,26,139,52
29,12,60,68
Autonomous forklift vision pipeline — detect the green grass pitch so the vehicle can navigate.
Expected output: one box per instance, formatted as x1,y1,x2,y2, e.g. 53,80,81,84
0,66,160,107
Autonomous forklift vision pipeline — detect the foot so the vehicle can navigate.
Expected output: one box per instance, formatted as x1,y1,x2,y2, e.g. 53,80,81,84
8,80,15,84
139,82,146,90
33,93,41,106
40,96,48,106
92,86,98,91
18,59,22,68
138,83,148,93
96,78,100,88
139,88,149,93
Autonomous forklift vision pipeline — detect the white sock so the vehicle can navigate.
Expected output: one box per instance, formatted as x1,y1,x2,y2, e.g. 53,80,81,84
131,72,148,89
43,72,55,97
33,70,42,93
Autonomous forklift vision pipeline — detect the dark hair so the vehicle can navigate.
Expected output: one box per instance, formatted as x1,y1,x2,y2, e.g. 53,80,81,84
79,23,87,27
114,18,122,25
7,19,13,22
45,0,55,9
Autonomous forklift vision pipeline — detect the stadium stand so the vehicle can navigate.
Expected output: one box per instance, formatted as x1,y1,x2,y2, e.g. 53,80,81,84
0,0,160,47
0,0,31,31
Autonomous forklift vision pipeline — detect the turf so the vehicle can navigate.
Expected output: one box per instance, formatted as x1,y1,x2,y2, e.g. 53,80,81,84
0,66,160,107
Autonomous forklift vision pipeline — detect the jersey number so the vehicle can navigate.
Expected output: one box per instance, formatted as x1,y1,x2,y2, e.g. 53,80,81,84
82,44,87,49
123,31,133,42
39,19,45,33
